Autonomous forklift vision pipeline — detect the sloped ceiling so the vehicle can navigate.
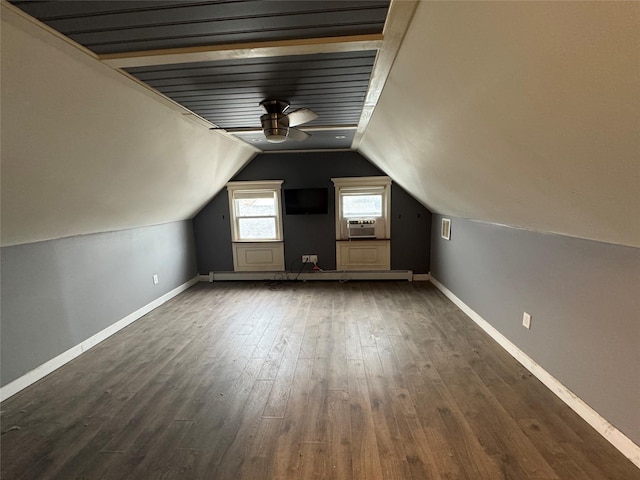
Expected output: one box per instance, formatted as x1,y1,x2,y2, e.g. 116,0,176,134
1,5,257,246
360,1,640,247
2,1,638,249
0,0,400,246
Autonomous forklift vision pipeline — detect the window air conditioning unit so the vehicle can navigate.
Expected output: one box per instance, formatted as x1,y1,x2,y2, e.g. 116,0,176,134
347,219,377,238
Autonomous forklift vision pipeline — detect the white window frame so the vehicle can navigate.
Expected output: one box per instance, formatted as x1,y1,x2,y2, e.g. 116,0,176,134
226,180,284,242
331,176,392,240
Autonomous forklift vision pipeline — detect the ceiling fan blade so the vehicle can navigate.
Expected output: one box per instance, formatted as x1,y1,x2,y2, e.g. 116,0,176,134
287,108,318,127
287,127,310,141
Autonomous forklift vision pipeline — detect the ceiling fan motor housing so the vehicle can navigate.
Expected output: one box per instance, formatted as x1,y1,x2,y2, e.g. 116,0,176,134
260,100,290,143
261,112,289,143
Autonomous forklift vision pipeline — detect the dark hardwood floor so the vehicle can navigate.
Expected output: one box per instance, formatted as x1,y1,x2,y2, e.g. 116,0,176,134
1,281,638,479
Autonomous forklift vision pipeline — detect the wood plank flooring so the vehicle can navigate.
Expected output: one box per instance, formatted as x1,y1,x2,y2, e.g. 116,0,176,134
1,281,638,479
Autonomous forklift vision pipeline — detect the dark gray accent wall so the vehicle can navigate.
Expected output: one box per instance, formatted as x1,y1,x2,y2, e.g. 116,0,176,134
390,185,431,273
1,221,197,387
430,214,640,444
193,151,431,274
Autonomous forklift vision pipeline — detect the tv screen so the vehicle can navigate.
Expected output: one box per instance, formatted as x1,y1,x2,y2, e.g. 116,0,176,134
284,188,329,215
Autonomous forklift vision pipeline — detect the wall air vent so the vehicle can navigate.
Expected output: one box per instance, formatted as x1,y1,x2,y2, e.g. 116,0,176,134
441,218,451,240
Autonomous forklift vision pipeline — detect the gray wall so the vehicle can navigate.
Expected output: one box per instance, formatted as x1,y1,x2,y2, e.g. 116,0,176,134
1,221,198,387
193,151,431,273
430,214,640,444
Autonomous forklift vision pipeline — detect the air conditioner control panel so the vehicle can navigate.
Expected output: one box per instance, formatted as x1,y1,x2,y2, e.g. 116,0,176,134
347,219,376,226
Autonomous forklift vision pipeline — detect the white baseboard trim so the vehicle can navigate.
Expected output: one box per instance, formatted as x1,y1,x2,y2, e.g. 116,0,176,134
199,270,414,282
0,276,199,403
429,276,640,468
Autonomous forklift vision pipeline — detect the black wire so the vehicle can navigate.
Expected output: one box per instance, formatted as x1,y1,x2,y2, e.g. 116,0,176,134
290,258,306,281
265,258,307,290
266,273,286,290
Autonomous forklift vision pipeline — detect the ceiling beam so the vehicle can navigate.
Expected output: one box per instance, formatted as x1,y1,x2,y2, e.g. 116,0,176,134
100,34,383,69
351,0,419,150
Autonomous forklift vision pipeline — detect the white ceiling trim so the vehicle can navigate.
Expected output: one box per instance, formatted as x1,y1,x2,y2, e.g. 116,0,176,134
1,1,99,60
222,125,358,135
100,34,383,69
352,0,419,150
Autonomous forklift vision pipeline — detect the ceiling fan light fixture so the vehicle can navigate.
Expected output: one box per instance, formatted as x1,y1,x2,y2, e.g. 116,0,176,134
264,130,288,143
255,99,316,143
261,112,289,143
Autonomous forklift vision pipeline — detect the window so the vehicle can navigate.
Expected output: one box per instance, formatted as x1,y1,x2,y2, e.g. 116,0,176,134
227,181,283,242
341,188,384,218
332,176,391,239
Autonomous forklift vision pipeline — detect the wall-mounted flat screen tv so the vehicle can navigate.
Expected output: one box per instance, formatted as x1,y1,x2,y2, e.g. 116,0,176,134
284,188,329,215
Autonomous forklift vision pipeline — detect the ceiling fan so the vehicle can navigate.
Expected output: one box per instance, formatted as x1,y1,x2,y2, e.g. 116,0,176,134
211,99,318,143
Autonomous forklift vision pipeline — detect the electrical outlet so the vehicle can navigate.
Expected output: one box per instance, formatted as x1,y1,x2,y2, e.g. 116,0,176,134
302,255,310,263
153,274,159,285
522,312,531,329
309,255,318,264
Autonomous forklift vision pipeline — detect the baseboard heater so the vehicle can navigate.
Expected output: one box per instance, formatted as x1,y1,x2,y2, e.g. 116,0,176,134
200,270,414,282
